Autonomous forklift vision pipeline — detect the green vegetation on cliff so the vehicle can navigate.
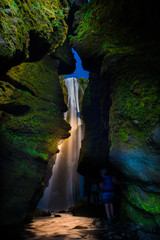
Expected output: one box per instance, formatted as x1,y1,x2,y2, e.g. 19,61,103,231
71,0,160,230
109,54,160,147
121,198,158,230
0,56,70,226
1,55,70,161
125,185,160,215
0,0,69,62
70,0,142,58
71,0,160,146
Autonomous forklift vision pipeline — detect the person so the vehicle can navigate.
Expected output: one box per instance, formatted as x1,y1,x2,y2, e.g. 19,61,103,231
99,168,115,222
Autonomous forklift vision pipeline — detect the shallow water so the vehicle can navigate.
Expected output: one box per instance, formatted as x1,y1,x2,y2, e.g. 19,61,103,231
21,214,104,240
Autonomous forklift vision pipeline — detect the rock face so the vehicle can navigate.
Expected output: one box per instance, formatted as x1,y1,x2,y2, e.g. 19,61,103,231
0,0,69,72
0,55,73,227
71,0,160,230
78,67,110,175
0,0,76,227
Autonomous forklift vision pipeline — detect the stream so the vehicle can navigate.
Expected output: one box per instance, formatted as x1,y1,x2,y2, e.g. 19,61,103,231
19,213,104,240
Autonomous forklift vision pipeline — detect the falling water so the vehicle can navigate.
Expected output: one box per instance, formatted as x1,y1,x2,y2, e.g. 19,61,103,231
38,78,84,211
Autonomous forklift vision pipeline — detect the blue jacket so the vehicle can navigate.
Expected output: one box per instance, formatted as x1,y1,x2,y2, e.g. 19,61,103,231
102,175,114,192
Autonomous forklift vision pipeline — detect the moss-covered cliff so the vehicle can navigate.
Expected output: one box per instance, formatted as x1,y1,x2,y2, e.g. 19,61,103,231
0,0,77,227
0,55,72,227
71,0,160,230
0,0,69,72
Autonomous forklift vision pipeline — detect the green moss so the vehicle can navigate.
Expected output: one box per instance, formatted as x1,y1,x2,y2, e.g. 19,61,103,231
121,198,158,229
72,0,160,151
71,0,160,148
59,75,68,105
1,56,70,161
109,53,160,147
78,77,89,91
71,0,145,59
125,185,160,215
0,0,69,60
0,55,72,225
120,185,160,229
70,0,160,145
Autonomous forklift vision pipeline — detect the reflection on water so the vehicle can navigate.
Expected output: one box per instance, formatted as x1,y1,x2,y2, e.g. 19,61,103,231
19,214,104,240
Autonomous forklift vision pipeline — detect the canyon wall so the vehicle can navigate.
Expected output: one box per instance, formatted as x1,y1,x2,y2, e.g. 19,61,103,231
71,0,160,230
0,0,75,227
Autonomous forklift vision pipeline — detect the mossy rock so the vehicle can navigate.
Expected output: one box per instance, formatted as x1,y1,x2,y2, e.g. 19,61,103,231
121,197,159,230
124,185,160,216
0,55,70,227
108,54,160,148
0,0,70,70
71,0,160,65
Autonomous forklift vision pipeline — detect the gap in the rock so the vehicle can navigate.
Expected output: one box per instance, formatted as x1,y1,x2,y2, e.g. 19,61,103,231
38,49,89,212
64,49,89,79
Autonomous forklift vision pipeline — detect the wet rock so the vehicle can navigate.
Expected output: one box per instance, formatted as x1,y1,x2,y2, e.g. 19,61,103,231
137,230,160,240
69,200,106,218
110,146,160,228
152,126,160,146
99,218,138,240
34,208,51,217
52,39,76,75
54,214,61,218
58,210,66,213
74,225,88,229
110,147,160,184
92,218,101,227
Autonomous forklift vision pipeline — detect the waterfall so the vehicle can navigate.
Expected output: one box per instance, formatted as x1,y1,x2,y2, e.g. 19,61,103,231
38,78,84,211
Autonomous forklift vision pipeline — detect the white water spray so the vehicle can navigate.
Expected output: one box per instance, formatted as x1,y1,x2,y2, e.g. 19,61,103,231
38,78,84,211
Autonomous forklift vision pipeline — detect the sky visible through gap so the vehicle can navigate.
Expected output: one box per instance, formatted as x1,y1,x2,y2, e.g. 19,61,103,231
64,49,89,79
